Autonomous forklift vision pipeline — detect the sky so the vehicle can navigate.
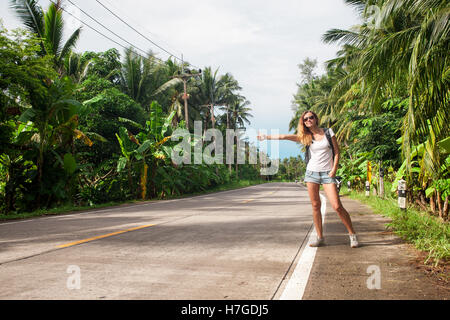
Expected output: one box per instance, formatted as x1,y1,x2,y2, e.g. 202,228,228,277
0,0,361,160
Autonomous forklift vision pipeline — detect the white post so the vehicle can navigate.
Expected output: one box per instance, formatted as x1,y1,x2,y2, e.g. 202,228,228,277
398,179,407,210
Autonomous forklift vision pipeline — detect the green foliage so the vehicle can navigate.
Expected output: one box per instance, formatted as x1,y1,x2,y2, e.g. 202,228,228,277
10,0,82,71
0,24,88,212
0,26,55,155
79,87,146,163
78,174,130,205
1,6,255,215
290,0,449,220
63,153,77,175
276,156,306,181
81,48,122,82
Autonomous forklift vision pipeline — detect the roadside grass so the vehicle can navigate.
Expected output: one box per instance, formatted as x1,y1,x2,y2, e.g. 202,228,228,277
344,188,449,267
0,179,269,222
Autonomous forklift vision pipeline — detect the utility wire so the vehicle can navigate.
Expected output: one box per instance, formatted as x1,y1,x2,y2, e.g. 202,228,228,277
49,0,171,67
95,0,181,61
95,0,201,70
65,0,149,57
101,0,183,58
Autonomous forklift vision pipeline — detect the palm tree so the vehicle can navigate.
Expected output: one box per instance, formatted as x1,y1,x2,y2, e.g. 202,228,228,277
160,59,201,129
10,0,82,74
229,97,252,178
215,73,242,172
322,0,449,182
192,67,221,131
316,0,449,217
63,51,93,84
230,98,252,130
120,47,156,109
217,73,242,130
120,48,183,112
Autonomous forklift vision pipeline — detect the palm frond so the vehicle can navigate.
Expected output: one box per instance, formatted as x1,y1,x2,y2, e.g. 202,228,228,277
152,78,183,97
43,2,64,57
10,0,45,49
59,27,81,65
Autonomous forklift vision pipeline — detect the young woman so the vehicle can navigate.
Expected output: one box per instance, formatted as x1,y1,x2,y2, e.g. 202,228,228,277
257,110,359,248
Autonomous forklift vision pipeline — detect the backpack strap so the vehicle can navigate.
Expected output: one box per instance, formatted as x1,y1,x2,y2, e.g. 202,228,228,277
304,145,310,165
324,128,335,160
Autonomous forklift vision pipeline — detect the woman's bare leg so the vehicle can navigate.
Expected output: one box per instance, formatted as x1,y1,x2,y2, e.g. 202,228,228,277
322,183,356,235
306,182,323,239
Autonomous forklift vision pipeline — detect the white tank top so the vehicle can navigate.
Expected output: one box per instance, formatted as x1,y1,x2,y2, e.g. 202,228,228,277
306,128,335,172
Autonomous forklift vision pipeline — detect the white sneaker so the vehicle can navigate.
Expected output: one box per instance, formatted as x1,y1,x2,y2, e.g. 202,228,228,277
309,237,324,247
349,234,359,248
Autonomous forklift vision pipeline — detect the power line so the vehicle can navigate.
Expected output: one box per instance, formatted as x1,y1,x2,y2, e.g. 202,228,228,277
94,0,182,62
94,0,200,70
60,0,200,71
49,0,171,67
65,0,149,57
101,0,183,58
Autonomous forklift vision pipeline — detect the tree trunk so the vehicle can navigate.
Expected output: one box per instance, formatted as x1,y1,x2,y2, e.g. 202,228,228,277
226,105,230,129
430,192,436,214
379,165,384,198
127,162,133,198
227,105,231,173
419,191,427,208
437,190,443,219
415,199,428,212
183,79,189,129
210,104,215,129
234,116,238,180
140,160,148,200
37,145,44,209
443,196,448,221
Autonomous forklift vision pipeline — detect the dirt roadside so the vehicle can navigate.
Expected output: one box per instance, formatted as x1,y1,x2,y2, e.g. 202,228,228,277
302,196,449,300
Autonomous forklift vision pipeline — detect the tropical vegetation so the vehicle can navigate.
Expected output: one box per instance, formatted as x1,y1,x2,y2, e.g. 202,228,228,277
0,0,264,215
291,0,449,221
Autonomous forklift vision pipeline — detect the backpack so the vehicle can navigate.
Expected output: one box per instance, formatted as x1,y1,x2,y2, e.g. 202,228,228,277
304,128,335,166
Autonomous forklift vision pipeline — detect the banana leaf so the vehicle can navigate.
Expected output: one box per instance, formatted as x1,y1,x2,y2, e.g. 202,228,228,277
63,153,77,175
438,136,450,154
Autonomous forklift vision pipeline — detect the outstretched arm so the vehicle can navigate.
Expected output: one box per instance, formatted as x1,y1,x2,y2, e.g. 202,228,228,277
257,133,299,142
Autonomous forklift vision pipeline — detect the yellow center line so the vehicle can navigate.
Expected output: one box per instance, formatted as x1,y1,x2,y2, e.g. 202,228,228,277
56,224,155,249
242,189,277,203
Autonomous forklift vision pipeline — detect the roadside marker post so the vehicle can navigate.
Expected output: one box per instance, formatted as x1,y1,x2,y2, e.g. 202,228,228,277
398,178,407,210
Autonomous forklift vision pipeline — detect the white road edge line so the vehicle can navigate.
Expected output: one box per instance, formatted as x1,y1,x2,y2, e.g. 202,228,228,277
279,193,327,300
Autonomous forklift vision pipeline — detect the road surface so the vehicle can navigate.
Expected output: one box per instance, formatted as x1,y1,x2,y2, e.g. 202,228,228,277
0,182,318,300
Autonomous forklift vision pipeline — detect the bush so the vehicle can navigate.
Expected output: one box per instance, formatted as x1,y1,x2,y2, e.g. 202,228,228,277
78,174,131,205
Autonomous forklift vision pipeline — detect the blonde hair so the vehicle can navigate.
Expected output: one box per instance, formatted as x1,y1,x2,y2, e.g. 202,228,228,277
296,110,319,147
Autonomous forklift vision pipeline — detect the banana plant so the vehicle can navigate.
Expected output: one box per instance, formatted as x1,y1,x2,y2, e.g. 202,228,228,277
391,135,450,219
116,101,176,199
116,126,138,193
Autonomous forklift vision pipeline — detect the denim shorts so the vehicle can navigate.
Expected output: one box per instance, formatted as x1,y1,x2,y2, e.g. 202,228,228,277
304,170,336,185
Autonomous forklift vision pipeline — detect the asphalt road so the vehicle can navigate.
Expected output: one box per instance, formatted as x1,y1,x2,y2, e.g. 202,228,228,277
0,182,317,300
